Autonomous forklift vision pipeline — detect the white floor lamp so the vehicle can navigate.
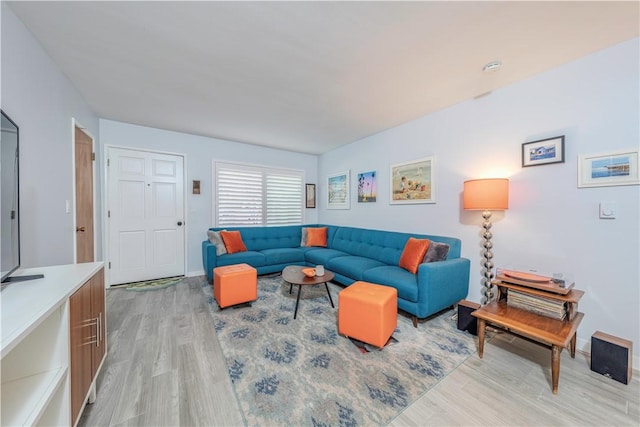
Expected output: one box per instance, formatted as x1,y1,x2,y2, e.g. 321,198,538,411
463,178,509,304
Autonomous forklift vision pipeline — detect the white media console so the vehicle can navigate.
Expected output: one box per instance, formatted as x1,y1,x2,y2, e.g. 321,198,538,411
1,262,106,426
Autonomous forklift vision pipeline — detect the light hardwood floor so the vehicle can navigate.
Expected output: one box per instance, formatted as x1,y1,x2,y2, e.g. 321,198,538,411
79,277,639,426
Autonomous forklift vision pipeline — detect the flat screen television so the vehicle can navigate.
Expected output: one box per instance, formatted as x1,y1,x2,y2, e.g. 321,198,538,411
1,110,20,282
1,110,42,283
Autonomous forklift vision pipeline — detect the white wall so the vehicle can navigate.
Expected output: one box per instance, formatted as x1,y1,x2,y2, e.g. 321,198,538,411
99,120,319,277
1,3,101,268
318,38,640,364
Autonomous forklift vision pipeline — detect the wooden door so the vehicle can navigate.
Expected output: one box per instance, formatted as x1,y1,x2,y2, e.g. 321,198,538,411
75,126,94,263
107,147,185,285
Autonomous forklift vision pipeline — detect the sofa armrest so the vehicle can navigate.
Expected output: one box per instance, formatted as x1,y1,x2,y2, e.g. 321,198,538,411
202,240,218,283
417,257,470,314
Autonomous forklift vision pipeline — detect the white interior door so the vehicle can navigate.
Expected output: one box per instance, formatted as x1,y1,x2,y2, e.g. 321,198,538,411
107,147,185,285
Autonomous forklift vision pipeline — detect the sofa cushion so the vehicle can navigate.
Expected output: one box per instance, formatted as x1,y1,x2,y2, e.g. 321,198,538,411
423,240,450,263
327,256,386,281
304,248,350,265
220,230,247,254
331,227,409,265
211,225,303,251
215,251,266,268
207,229,228,256
261,248,305,265
306,227,328,247
363,266,419,302
399,238,430,274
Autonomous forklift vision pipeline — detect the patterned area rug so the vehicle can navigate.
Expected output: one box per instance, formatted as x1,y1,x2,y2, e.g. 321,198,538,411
125,276,183,291
201,275,476,426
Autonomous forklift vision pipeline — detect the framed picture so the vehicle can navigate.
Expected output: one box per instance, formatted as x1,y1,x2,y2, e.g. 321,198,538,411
578,149,639,188
357,170,377,203
305,184,316,208
390,156,435,204
327,170,350,209
522,135,565,167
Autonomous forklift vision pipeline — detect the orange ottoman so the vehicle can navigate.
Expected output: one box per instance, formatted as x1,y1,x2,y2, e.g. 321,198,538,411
338,281,398,348
213,263,257,309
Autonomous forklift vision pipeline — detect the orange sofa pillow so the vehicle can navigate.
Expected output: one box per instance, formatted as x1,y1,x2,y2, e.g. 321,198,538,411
398,238,430,274
220,230,247,254
306,227,327,247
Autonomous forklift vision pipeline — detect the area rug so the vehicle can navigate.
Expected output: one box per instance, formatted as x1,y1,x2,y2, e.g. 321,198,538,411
125,276,183,291
201,275,476,426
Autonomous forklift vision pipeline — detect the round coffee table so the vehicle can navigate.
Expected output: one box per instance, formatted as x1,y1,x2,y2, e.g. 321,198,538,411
281,265,335,319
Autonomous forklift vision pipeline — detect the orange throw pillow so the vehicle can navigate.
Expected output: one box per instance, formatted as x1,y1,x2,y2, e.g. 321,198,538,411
399,238,430,274
306,227,328,247
220,230,247,254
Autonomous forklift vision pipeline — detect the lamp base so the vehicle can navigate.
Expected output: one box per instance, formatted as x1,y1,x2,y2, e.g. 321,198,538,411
481,210,495,305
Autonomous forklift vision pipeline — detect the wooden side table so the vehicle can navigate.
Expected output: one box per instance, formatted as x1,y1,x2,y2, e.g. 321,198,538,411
472,282,585,395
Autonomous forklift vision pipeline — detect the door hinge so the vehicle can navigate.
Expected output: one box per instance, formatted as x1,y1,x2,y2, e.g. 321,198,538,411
108,210,110,218
108,261,111,269
107,158,110,167
91,152,95,161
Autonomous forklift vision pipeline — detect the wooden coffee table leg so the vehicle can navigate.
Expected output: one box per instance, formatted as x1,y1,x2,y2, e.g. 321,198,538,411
324,282,334,308
551,345,561,394
477,318,486,358
293,284,302,319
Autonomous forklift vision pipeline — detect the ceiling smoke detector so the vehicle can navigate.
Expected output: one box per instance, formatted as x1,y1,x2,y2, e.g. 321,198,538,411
483,61,502,73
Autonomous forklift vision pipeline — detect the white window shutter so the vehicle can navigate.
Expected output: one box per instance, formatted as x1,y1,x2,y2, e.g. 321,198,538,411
266,173,303,225
215,162,303,227
216,167,263,226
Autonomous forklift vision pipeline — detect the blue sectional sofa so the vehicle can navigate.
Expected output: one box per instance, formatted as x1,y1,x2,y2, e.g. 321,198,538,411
202,225,470,326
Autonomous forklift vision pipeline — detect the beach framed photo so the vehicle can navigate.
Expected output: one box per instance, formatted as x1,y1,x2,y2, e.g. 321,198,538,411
327,170,350,209
390,156,435,204
357,170,377,203
578,149,639,188
522,135,565,167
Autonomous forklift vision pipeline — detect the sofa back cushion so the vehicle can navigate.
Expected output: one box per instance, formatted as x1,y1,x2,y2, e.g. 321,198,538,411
210,225,304,251
330,226,461,266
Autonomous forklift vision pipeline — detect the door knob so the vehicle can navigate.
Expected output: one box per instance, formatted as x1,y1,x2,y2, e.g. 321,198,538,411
177,221,183,226
76,226,86,232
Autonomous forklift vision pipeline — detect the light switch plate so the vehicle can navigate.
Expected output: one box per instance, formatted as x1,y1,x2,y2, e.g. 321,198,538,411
599,201,617,219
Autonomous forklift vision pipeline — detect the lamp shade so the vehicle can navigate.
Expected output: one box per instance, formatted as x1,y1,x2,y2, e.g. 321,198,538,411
463,178,509,210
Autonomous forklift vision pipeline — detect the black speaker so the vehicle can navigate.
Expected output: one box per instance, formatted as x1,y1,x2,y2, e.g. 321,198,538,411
591,331,633,385
457,300,481,336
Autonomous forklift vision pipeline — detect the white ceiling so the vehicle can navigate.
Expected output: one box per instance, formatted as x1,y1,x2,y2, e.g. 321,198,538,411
8,1,639,154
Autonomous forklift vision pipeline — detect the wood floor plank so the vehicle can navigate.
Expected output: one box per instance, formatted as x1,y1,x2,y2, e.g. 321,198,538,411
109,336,154,425
77,359,129,426
142,370,179,427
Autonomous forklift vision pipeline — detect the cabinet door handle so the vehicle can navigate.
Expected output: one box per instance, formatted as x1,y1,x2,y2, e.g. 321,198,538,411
76,226,86,232
97,312,102,347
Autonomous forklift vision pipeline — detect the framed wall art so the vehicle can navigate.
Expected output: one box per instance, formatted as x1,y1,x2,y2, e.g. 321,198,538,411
390,156,435,204
327,170,350,209
522,135,565,167
357,170,377,203
305,184,316,208
578,149,639,188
